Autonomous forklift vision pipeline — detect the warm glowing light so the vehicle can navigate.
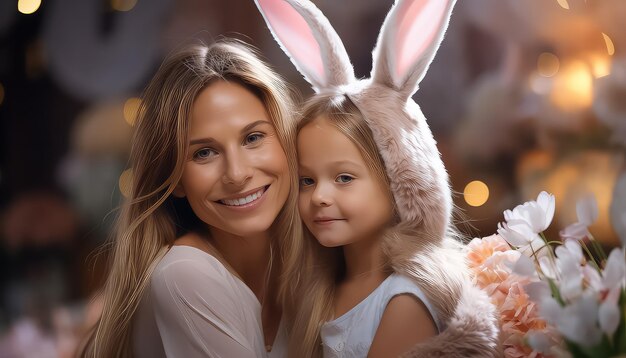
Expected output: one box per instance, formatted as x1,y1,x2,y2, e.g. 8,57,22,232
602,33,615,56
550,61,593,111
123,97,141,126
18,0,41,14
464,180,490,207
538,53,560,77
589,55,611,78
556,0,570,10
529,71,551,95
0,83,4,106
111,0,138,12
119,169,133,198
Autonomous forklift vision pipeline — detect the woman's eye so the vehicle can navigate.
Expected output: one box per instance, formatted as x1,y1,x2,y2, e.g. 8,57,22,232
299,177,315,187
245,132,265,145
336,175,354,184
193,148,217,161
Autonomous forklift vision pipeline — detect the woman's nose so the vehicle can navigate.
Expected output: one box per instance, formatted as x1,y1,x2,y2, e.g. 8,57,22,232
222,150,253,186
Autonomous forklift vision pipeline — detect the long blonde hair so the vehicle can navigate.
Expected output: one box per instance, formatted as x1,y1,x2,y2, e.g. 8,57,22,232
288,94,467,357
80,40,304,357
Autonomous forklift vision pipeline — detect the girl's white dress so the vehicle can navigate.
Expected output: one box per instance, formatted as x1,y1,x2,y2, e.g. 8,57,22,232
320,273,441,358
133,245,286,358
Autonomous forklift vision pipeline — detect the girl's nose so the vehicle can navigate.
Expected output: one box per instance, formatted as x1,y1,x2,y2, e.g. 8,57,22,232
311,183,332,207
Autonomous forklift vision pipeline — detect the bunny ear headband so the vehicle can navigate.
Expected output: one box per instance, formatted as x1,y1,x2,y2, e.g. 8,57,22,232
256,0,457,240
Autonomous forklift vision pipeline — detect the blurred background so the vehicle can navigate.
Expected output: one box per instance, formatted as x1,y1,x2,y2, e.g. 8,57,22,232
1,0,625,356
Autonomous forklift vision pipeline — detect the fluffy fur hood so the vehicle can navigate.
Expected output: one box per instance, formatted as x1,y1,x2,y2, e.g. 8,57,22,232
255,0,501,355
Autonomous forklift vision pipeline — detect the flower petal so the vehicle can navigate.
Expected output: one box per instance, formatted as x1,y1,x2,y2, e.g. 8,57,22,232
576,194,598,226
512,254,537,277
602,248,625,289
599,298,620,336
559,222,590,241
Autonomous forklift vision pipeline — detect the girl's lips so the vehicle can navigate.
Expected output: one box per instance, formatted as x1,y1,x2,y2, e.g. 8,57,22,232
313,218,346,225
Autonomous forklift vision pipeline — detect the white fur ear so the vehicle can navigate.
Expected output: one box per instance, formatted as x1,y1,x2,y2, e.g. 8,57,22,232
372,0,456,98
255,0,354,91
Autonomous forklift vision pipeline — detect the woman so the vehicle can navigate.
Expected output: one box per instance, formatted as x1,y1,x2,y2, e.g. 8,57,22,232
80,40,303,357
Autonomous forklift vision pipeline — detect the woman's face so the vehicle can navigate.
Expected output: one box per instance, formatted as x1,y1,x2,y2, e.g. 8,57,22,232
174,80,290,238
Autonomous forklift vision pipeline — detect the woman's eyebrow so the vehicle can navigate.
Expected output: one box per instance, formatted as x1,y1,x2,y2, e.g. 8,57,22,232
188,120,271,146
241,120,272,133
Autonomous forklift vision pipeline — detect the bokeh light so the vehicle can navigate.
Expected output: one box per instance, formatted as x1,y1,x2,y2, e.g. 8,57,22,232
550,60,593,111
17,0,41,14
602,33,615,56
123,97,141,126
111,0,138,12
556,0,570,10
538,52,560,77
119,169,133,198
464,180,490,207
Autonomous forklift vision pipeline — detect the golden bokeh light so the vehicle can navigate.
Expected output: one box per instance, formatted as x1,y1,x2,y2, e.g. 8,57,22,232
549,61,593,111
119,169,133,198
123,97,141,126
464,180,490,207
538,53,560,78
602,33,615,56
589,55,611,78
18,0,41,14
111,0,138,12
556,0,570,10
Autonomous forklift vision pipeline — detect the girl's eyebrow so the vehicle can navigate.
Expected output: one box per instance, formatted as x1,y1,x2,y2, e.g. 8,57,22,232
188,120,271,146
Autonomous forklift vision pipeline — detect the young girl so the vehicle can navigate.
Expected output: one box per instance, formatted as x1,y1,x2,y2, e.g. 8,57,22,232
80,40,304,357
255,0,499,356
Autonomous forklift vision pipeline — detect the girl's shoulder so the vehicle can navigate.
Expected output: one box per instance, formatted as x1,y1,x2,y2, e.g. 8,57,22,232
381,274,442,332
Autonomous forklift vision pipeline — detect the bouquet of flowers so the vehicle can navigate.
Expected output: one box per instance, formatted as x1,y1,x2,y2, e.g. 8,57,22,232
467,191,626,358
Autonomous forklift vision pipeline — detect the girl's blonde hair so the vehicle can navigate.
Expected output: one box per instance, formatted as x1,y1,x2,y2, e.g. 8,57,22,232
80,39,304,357
289,94,467,357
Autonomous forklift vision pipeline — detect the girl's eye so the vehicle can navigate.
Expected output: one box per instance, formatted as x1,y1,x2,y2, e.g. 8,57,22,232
245,132,265,145
193,148,218,161
299,177,315,187
336,175,354,184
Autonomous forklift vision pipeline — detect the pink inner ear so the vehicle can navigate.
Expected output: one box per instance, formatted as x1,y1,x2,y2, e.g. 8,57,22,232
258,0,325,85
396,0,448,79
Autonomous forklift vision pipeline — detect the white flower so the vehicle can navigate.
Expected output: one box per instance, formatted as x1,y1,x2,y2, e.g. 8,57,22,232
576,194,598,226
556,292,603,347
504,191,555,233
598,286,621,336
525,281,551,302
560,194,598,241
602,248,625,290
511,254,537,277
497,220,539,246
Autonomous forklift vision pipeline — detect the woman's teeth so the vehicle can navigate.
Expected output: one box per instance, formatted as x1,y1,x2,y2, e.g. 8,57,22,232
220,187,266,206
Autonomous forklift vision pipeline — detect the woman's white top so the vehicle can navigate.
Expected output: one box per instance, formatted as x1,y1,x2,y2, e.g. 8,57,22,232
320,273,442,358
133,245,286,358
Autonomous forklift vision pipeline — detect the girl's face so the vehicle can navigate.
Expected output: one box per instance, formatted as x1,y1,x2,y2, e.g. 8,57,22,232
174,80,290,238
297,117,394,247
